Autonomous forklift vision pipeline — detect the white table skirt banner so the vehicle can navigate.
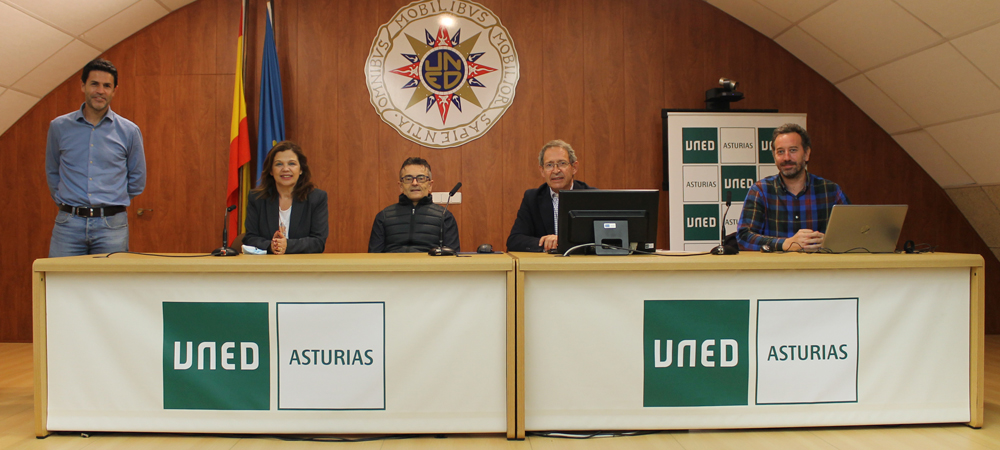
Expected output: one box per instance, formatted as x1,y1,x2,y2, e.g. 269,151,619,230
523,267,970,430
44,271,507,434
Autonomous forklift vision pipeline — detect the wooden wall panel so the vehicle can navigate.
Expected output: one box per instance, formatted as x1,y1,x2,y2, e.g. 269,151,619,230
498,0,544,247
289,1,343,247
459,0,505,252
541,0,586,178
332,0,383,253
129,75,226,253
625,0,666,245
135,0,221,76
583,0,625,190
3,0,1000,341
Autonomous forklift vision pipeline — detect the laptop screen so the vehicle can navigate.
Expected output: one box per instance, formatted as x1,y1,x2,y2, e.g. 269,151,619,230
822,205,907,253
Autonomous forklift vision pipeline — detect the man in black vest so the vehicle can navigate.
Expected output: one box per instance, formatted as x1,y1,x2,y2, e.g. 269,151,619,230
507,140,594,252
368,157,460,253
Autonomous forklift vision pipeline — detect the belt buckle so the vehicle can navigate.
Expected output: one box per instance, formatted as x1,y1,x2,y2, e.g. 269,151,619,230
81,207,95,217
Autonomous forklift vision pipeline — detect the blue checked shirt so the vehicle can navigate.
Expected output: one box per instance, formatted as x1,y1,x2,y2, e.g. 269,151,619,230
736,172,849,251
46,104,146,208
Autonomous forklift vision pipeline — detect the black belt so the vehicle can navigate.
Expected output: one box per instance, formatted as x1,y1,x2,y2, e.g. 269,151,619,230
59,204,126,217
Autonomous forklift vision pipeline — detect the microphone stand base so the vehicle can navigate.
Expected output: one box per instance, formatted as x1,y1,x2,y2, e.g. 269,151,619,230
212,247,238,256
711,245,739,255
428,246,456,256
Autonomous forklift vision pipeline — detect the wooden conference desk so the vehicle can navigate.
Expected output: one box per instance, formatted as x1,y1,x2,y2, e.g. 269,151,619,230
32,253,517,438
512,251,984,437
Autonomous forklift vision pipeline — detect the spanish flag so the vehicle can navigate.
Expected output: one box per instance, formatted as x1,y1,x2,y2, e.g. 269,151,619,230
226,0,251,244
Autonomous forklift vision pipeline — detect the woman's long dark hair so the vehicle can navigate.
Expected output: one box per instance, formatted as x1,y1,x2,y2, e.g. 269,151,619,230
251,140,315,202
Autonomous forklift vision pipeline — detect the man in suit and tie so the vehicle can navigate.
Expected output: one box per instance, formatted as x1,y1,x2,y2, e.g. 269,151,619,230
506,139,593,252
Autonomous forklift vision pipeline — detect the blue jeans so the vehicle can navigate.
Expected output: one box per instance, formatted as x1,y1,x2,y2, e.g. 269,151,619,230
49,210,129,257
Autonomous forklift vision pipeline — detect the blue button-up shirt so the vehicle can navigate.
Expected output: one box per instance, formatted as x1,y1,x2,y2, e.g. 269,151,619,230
46,104,146,207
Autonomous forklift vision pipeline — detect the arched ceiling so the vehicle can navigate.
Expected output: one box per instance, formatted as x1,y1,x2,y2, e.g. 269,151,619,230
0,0,196,133
707,0,1000,189
2,0,999,242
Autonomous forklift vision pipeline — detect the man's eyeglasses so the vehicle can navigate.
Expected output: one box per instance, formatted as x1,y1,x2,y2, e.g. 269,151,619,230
543,161,571,171
401,175,431,183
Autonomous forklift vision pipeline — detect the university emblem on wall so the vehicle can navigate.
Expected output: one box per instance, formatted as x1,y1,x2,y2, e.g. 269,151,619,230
365,0,519,148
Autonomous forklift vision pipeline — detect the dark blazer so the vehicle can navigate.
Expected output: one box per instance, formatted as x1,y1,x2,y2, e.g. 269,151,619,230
244,188,329,254
506,180,594,252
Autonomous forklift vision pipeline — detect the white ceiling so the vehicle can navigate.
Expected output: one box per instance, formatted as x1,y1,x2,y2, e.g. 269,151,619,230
0,0,998,190
707,0,1000,189
0,0,195,134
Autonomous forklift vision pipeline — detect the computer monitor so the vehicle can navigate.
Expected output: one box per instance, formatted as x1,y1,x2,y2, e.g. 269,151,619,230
557,189,660,255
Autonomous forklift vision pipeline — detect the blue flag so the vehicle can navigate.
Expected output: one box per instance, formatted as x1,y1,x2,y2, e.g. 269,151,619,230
257,2,285,180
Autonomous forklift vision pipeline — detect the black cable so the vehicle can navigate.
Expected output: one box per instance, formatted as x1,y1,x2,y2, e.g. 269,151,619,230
813,247,899,254
527,430,663,439
274,434,425,442
782,242,885,254
559,243,710,257
96,251,215,258
54,431,426,442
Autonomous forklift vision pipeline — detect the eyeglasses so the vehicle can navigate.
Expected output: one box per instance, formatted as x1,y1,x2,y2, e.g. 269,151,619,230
401,175,431,183
543,161,571,171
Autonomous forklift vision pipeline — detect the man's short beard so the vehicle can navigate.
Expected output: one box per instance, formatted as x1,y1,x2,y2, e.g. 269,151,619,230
780,163,805,179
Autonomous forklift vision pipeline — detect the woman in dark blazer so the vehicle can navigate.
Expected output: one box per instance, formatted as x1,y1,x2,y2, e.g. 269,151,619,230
244,141,328,254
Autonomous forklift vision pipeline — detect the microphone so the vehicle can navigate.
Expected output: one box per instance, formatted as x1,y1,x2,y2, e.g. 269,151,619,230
212,205,239,256
429,182,461,256
712,191,738,255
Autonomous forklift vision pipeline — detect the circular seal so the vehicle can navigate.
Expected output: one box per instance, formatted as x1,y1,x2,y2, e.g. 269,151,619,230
365,0,519,149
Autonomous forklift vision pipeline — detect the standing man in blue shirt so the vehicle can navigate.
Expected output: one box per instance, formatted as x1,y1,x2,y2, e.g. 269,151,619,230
737,123,849,252
45,58,146,257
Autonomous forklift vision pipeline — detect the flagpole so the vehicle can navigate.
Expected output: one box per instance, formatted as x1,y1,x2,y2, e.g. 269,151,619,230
228,0,252,243
238,0,249,236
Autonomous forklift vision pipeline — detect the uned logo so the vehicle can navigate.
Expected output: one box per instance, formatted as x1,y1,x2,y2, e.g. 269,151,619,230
644,300,749,407
162,302,270,410
758,127,776,164
721,165,757,205
683,204,720,241
682,128,718,164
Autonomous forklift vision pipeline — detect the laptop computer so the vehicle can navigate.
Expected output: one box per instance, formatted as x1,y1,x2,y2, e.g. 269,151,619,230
821,205,908,253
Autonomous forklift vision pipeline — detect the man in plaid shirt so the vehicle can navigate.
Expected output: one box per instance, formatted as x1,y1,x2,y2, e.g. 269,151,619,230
736,123,849,252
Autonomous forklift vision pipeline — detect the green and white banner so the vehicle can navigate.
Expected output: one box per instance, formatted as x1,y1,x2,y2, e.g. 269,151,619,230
524,267,969,430
45,271,506,434
666,112,806,251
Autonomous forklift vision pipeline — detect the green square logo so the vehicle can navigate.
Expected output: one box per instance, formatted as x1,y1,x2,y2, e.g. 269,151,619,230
682,128,718,163
644,300,749,407
758,128,775,164
683,203,720,241
721,165,758,205
163,302,270,410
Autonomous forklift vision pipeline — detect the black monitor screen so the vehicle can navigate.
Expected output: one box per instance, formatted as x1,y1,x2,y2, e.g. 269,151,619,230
557,189,660,254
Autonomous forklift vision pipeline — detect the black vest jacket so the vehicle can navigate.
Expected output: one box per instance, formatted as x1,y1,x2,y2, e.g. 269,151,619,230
380,194,448,252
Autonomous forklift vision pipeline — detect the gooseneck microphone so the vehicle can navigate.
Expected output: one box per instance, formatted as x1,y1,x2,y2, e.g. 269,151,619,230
429,182,462,256
712,191,738,255
212,205,239,257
